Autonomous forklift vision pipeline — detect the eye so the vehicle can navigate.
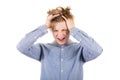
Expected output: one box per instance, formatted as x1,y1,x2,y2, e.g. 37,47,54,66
53,30,58,32
62,29,67,32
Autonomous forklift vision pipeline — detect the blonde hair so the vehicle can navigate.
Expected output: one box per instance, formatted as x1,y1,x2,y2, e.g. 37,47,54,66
47,6,74,29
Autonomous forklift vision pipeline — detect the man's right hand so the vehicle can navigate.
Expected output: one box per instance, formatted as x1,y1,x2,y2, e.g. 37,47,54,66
45,14,60,28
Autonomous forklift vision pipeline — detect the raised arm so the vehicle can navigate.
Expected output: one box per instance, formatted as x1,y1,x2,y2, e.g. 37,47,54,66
62,16,103,62
70,27,103,62
17,25,48,60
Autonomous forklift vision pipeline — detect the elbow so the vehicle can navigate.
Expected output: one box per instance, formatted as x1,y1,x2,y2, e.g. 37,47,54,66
16,43,26,53
83,47,103,62
98,47,103,56
16,44,22,52
93,47,103,60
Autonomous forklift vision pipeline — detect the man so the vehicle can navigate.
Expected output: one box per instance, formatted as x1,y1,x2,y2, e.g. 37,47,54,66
17,6,103,80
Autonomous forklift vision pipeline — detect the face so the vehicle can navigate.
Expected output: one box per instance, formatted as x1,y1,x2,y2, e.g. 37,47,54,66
52,21,70,45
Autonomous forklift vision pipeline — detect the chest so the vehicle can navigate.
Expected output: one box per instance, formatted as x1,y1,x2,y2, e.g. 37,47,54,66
48,46,76,59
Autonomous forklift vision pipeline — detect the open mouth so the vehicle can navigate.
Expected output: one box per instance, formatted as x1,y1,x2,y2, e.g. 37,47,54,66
57,37,66,41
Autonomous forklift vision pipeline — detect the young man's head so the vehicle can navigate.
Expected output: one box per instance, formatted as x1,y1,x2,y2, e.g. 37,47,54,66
47,7,74,45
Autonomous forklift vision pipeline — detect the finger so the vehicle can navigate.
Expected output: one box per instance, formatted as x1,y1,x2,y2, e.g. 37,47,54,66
52,14,60,18
61,15,67,21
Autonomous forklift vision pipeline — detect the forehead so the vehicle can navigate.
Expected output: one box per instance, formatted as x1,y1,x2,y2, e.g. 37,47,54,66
53,21,67,30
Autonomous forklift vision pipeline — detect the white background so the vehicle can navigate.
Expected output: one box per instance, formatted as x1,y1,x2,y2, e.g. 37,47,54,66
0,0,120,80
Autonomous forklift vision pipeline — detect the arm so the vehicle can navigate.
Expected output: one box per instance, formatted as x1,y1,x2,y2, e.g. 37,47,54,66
62,16,103,62
70,28,103,62
17,14,59,60
16,25,48,60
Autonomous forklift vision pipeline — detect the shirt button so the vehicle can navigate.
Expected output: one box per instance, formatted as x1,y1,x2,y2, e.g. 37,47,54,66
61,59,63,62
61,70,63,72
61,48,64,51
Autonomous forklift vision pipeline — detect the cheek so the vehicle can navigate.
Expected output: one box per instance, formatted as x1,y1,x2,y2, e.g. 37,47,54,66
52,32,57,37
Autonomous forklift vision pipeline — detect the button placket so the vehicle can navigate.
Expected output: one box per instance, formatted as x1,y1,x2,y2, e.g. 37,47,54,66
61,48,64,51
61,58,63,62
60,46,64,79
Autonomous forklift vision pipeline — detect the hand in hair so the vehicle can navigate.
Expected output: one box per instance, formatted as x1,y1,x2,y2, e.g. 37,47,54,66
62,15,75,31
45,14,60,28
45,6,74,30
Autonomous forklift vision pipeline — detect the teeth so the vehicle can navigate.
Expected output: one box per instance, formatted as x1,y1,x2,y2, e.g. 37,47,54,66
58,37,65,40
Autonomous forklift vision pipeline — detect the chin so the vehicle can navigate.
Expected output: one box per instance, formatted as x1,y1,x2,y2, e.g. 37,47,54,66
57,42,66,45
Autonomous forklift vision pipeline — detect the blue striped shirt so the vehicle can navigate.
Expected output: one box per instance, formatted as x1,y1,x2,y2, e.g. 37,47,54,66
17,25,103,80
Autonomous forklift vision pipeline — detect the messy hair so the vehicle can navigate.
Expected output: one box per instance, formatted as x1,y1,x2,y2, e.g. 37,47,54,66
47,6,74,29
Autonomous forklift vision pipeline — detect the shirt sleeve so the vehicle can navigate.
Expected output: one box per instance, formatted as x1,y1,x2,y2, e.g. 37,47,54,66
70,27,103,62
16,25,48,60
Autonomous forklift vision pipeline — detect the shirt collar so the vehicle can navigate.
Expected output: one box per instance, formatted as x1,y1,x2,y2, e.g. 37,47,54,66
52,39,73,47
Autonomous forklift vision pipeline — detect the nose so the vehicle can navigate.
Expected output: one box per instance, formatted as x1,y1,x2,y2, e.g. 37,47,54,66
57,31,64,37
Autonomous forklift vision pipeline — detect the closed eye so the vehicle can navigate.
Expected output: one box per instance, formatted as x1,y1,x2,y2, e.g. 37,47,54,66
53,30,58,32
62,29,67,31
62,29,69,32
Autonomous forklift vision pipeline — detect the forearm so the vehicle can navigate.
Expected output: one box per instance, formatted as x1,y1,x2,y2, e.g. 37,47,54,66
17,25,48,53
70,27,103,61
